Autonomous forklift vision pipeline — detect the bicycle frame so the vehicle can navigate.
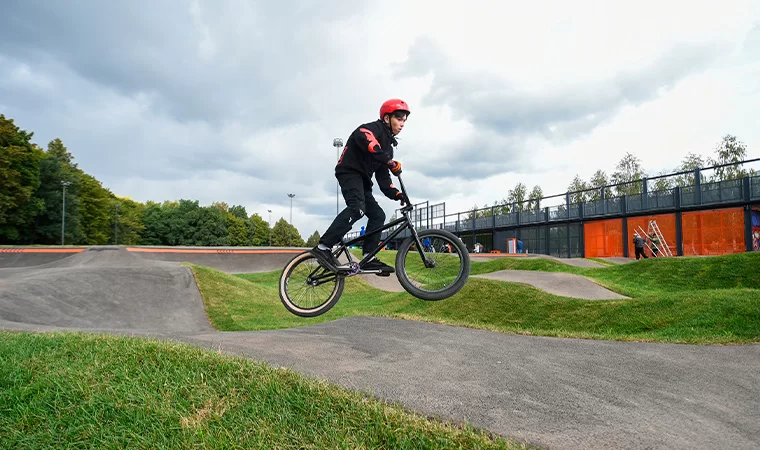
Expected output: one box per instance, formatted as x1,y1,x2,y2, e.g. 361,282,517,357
336,175,433,272
307,176,432,285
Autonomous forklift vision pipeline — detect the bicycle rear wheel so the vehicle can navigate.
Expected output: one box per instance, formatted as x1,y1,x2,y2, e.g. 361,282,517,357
279,252,344,317
395,229,470,300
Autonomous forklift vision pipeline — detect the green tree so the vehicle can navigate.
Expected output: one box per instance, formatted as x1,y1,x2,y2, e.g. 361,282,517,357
78,173,116,244
216,203,257,246
146,199,196,246
712,134,748,181
492,198,511,215
650,170,674,192
139,200,170,245
673,152,707,187
527,185,543,210
464,204,494,220
31,139,84,244
174,199,201,245
477,204,493,218
113,197,144,245
226,212,249,246
228,204,248,220
611,152,647,196
271,218,304,247
191,205,229,246
588,170,611,201
306,230,321,247
249,213,269,246
506,182,528,211
0,115,45,243
567,174,588,204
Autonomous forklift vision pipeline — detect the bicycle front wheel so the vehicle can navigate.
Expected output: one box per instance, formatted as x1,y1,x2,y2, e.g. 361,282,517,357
395,229,470,300
279,252,345,317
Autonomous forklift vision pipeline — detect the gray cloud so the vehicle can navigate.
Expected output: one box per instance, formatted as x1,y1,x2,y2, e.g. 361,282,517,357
391,36,725,180
741,22,760,59
401,38,722,138
1,3,754,237
0,0,374,208
0,0,360,127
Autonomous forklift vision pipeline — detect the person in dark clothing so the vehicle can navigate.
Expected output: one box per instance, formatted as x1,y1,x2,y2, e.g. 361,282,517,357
311,99,411,275
633,233,648,260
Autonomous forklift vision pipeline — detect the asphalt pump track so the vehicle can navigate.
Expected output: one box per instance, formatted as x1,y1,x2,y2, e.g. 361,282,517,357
1,247,758,450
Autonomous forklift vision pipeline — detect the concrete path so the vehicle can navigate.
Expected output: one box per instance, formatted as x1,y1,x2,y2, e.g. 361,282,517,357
471,253,607,268
529,254,607,268
602,257,635,264
127,246,305,273
1,247,758,449
473,270,629,300
558,258,606,268
179,317,760,450
0,247,214,333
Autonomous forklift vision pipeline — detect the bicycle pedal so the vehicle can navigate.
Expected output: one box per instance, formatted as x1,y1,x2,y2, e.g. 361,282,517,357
358,269,392,277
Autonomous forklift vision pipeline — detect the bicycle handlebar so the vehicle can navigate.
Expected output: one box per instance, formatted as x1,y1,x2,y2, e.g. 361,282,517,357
396,175,414,213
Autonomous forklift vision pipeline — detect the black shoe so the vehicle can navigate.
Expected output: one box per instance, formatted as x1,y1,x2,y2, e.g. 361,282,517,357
310,246,340,272
362,257,395,276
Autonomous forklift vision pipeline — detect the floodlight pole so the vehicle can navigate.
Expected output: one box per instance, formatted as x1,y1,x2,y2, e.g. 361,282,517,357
287,194,296,247
333,138,343,214
114,203,120,245
61,181,72,246
267,209,272,246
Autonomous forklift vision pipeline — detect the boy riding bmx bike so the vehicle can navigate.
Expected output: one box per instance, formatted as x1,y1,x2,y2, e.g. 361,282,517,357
311,98,411,276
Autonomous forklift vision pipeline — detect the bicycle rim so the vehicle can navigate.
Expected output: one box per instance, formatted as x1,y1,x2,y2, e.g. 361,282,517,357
395,229,470,301
279,252,344,317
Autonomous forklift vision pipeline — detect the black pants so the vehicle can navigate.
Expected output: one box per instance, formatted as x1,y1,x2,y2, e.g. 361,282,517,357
635,247,648,260
320,172,385,254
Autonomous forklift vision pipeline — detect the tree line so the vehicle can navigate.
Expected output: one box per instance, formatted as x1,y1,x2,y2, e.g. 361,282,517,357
2,113,753,243
1,114,319,246
467,134,751,218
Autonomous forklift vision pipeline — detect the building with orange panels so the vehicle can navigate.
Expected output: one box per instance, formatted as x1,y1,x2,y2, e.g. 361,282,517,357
345,159,760,258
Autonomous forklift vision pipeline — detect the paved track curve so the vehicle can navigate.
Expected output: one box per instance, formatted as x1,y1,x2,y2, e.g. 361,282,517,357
1,247,757,449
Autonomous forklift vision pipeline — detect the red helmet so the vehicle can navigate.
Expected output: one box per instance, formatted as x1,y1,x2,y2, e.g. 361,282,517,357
379,98,410,120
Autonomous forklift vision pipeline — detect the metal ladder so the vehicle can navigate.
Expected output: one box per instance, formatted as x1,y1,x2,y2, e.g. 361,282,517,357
636,220,672,257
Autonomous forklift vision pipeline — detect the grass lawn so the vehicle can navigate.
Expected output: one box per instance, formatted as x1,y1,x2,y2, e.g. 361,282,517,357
0,332,521,449
2,250,757,448
190,251,760,345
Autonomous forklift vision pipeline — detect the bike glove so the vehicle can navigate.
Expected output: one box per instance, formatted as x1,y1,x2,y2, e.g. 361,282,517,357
388,160,402,175
395,191,409,206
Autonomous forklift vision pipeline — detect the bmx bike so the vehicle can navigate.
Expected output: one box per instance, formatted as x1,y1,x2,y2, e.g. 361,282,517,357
279,175,470,317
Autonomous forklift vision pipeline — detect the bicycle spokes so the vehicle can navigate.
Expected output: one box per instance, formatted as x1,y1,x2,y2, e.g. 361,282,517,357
283,255,342,313
400,234,465,293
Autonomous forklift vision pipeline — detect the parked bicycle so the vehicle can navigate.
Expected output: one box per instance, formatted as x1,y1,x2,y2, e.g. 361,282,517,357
279,176,470,317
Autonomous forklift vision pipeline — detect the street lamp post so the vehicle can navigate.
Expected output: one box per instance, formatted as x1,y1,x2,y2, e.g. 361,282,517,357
61,181,72,246
267,209,272,246
333,138,343,214
114,203,120,245
287,193,295,247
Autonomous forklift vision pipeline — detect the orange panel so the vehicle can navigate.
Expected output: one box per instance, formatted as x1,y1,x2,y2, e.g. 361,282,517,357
682,208,745,256
584,219,623,257
627,213,677,258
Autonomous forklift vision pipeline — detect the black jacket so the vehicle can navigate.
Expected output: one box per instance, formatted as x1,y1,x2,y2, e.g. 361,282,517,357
335,119,400,200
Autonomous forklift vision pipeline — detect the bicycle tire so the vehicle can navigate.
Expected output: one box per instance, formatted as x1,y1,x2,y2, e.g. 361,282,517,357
279,251,345,317
395,229,470,300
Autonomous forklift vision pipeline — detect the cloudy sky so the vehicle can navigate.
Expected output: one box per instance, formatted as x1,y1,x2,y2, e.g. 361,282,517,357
2,0,759,238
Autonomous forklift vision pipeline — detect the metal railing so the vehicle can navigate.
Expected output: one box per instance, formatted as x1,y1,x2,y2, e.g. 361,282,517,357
342,160,759,241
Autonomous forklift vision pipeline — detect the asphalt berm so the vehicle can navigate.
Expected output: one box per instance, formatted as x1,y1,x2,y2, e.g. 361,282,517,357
1,247,757,450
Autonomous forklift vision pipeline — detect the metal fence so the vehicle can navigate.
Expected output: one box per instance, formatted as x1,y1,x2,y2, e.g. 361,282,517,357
342,160,760,248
